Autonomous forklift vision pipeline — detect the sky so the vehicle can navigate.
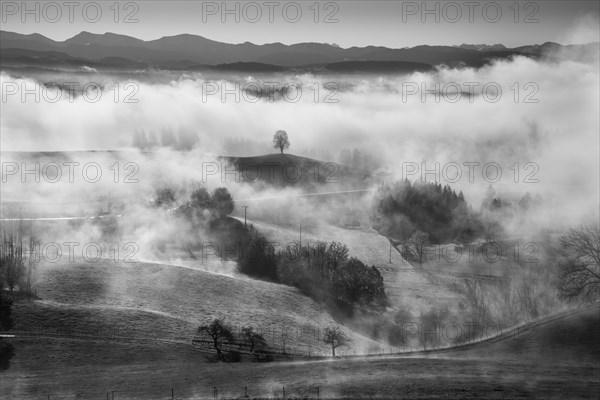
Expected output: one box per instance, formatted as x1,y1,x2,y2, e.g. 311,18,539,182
1,0,599,47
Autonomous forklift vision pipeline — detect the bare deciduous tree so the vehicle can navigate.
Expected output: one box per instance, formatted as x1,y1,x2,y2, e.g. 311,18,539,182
559,222,600,302
323,325,351,356
463,279,490,333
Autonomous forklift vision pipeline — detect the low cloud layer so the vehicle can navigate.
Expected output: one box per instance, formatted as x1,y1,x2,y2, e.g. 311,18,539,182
1,42,598,237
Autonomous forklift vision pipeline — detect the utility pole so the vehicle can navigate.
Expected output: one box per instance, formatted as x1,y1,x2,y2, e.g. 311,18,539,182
242,206,248,227
389,241,392,263
299,224,302,247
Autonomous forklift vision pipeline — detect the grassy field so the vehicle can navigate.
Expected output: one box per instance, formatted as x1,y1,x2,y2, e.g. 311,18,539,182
2,304,598,399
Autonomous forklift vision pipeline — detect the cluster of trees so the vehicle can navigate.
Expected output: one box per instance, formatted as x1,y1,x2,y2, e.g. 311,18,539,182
153,186,235,223
478,186,544,241
481,185,542,214
198,318,352,359
387,267,558,349
0,220,35,371
0,221,36,296
244,85,291,102
375,181,549,247
459,268,559,333
197,319,269,362
374,180,481,244
387,220,600,349
238,227,278,281
132,127,198,151
238,232,387,310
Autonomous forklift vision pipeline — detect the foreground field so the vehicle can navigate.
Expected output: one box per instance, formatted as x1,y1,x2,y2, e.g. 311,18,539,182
2,227,598,399
2,304,599,399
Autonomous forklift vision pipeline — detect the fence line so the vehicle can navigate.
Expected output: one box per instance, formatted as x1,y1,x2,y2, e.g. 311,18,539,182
41,384,322,400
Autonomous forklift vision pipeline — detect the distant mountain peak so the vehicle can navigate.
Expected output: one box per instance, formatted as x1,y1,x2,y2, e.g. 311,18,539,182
457,43,507,51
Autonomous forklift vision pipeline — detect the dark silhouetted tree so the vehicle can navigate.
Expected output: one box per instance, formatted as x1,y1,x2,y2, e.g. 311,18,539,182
332,258,387,307
198,319,236,362
180,186,213,221
212,188,235,218
241,326,267,354
238,227,278,281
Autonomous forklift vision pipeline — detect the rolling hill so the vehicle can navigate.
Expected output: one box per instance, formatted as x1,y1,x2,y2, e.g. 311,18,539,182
9,258,388,355
220,153,374,190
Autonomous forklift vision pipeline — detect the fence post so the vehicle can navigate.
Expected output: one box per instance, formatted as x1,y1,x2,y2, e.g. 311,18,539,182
283,386,285,398
112,391,115,400
171,387,174,399
245,386,248,397
317,386,320,398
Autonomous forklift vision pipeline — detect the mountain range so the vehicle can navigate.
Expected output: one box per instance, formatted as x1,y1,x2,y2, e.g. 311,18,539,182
1,31,597,72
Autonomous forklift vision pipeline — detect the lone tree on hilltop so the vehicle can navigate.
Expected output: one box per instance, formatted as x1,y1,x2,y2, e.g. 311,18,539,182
323,325,351,357
273,130,290,154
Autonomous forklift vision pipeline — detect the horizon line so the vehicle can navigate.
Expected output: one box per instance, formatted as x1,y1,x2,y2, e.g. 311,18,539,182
3,29,591,50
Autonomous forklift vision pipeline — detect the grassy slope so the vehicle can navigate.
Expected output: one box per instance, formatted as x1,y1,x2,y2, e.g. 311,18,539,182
11,259,386,354
437,303,600,364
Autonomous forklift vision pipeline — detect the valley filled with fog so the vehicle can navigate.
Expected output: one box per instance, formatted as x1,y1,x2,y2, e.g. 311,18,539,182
1,26,599,400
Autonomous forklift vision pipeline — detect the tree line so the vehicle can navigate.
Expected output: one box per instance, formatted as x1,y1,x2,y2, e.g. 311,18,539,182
373,179,481,244
238,228,388,311
196,318,351,361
